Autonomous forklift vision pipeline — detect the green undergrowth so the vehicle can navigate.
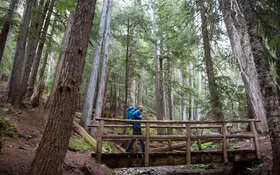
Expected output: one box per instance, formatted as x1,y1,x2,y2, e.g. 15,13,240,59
191,141,219,151
0,105,17,139
103,141,120,153
184,163,213,170
68,137,94,153
192,163,213,169
246,161,265,173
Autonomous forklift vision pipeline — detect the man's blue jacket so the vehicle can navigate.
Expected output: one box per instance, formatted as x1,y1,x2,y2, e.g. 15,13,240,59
132,109,142,128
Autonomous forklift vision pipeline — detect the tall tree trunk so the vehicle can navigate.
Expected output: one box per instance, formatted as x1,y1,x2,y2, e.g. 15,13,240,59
45,12,74,109
238,0,280,173
159,52,166,119
91,0,112,137
199,0,224,120
102,69,111,116
189,61,194,121
137,77,143,105
152,2,165,126
0,0,19,64
27,0,96,174
196,71,202,121
27,0,54,97
15,0,46,106
181,70,187,121
114,74,118,116
127,27,136,107
218,0,267,132
276,49,280,99
80,0,109,130
123,18,130,122
38,18,57,84
8,0,36,105
276,49,280,97
167,58,173,121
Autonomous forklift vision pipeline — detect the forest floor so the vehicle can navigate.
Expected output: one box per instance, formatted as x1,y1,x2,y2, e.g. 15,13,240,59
0,88,111,175
0,83,273,175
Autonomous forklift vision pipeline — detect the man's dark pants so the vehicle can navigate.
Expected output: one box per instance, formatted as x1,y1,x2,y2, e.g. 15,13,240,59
126,127,145,152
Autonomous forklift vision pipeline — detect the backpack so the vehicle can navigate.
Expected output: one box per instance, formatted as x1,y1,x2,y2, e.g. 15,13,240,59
127,106,136,120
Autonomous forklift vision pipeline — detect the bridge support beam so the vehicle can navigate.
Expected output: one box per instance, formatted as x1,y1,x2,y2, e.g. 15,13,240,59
92,150,258,168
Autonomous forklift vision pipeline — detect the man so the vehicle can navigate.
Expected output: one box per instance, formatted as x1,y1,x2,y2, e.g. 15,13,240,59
126,105,145,153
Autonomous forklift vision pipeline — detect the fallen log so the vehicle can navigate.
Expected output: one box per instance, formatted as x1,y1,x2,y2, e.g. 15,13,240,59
115,143,126,153
150,142,187,152
73,121,106,152
75,112,82,118
150,138,220,152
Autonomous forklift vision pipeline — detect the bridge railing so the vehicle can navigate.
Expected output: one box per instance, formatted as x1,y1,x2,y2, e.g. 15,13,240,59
92,118,260,166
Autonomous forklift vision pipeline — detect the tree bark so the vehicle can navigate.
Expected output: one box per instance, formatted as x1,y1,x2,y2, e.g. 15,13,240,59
27,0,54,98
0,0,19,64
196,71,202,121
102,70,111,116
199,0,224,120
181,70,187,121
8,0,36,105
152,2,165,125
123,18,130,121
238,0,280,173
189,61,194,121
27,0,96,174
137,77,143,105
218,0,267,132
80,0,109,130
167,58,173,121
92,0,112,137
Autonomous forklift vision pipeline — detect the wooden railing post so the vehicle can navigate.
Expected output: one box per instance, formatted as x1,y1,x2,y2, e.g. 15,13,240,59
250,121,260,159
186,124,191,165
167,124,172,151
196,128,202,151
96,119,104,163
222,122,228,163
145,122,150,166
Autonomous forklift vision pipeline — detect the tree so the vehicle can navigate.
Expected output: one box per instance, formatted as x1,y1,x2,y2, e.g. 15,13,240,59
30,1,55,108
219,0,280,173
218,0,267,132
255,0,280,98
8,0,36,105
112,2,151,122
0,0,19,64
188,61,194,120
93,0,113,127
27,0,54,98
238,0,280,173
198,0,224,120
15,0,46,106
152,1,165,127
80,0,110,132
27,0,96,174
166,57,174,121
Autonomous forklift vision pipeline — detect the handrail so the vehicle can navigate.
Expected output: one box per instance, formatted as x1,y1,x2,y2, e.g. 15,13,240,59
94,118,261,124
93,118,261,166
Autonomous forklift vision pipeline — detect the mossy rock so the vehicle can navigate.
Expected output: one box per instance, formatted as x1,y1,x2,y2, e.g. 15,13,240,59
0,116,17,139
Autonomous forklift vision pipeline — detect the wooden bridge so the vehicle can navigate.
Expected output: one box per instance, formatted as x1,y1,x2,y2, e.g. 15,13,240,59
91,118,260,168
